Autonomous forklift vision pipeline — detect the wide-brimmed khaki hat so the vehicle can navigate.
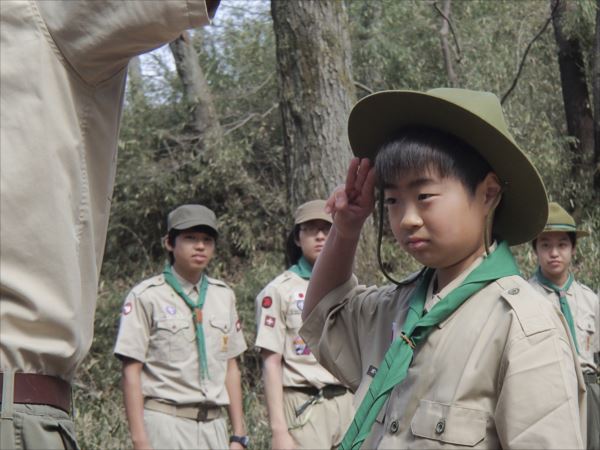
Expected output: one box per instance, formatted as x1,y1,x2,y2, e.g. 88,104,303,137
294,200,332,225
540,202,590,238
167,204,218,235
347,88,548,245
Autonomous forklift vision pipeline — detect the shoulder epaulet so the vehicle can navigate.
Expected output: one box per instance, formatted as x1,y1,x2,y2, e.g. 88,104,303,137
272,271,294,286
496,275,555,337
206,275,230,289
578,282,596,295
131,274,166,296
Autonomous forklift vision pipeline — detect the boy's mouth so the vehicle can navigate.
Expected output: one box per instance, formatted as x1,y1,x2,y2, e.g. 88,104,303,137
405,237,429,250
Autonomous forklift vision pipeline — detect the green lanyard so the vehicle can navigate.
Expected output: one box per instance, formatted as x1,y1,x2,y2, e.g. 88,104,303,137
163,264,210,380
289,256,313,280
536,268,579,354
340,241,520,450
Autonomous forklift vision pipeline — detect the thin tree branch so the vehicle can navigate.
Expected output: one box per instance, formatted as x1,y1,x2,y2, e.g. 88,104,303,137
437,0,458,86
501,1,558,104
354,81,374,94
433,2,461,62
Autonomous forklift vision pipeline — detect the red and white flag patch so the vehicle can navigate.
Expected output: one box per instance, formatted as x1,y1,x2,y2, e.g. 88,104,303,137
264,315,276,328
236,319,242,332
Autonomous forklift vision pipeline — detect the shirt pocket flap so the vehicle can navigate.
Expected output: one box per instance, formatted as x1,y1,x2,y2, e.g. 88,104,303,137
576,317,596,334
209,317,229,333
156,319,190,334
410,400,487,446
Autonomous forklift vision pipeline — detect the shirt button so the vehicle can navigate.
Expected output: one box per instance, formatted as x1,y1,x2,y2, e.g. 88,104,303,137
389,420,399,434
508,288,520,295
435,419,445,434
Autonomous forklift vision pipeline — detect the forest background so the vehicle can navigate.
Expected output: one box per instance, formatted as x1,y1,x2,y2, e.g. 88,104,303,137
74,0,600,448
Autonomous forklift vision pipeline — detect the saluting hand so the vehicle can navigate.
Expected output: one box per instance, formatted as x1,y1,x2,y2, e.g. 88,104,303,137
325,157,376,240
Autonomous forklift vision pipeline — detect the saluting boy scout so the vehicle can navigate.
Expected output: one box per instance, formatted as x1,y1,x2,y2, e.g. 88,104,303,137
300,88,586,449
114,205,249,450
255,200,354,450
529,202,599,450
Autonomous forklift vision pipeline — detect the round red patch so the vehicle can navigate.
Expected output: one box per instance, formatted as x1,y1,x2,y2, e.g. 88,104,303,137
298,293,304,298
261,296,273,309
122,302,132,315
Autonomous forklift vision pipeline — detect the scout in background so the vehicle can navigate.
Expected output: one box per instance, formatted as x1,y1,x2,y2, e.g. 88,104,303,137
529,201,599,450
300,88,586,449
255,200,354,450
114,205,249,450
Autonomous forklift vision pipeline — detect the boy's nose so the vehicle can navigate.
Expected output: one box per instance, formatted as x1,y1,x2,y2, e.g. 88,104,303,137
400,207,423,229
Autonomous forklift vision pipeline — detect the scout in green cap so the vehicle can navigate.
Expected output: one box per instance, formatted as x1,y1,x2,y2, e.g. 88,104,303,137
299,88,585,449
114,205,250,450
529,202,599,450
255,200,354,450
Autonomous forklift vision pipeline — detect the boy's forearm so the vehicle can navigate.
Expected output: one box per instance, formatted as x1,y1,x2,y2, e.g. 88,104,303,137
261,351,289,433
121,360,150,447
303,225,359,319
225,358,246,436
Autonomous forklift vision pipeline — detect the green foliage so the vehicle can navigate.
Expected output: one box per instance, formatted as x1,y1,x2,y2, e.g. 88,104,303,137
77,1,599,447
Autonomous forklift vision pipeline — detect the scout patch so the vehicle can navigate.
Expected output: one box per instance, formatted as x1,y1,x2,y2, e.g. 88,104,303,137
296,300,305,311
293,335,311,355
122,302,132,315
366,365,378,377
221,335,229,352
264,315,276,328
165,305,177,316
236,319,242,332
261,296,273,309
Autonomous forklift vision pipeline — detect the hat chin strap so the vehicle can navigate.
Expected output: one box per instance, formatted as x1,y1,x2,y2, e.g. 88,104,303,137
484,191,503,256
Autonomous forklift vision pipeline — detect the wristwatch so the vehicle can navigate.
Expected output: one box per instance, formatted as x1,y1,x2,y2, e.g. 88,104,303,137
229,435,250,448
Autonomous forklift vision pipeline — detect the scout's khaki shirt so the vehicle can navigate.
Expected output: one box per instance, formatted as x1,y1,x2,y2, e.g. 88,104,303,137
529,275,599,374
301,270,586,448
255,270,341,389
114,270,247,405
0,1,210,381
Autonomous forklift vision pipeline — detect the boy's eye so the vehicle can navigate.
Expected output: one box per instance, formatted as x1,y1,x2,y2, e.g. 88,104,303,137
417,193,435,201
384,197,396,205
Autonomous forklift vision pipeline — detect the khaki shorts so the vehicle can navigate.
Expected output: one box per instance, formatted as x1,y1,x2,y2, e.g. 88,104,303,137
283,388,354,450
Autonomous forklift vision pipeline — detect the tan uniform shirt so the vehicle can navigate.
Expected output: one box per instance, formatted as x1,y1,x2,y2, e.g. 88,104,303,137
0,1,210,381
255,271,342,389
114,269,247,405
301,268,586,448
529,275,599,373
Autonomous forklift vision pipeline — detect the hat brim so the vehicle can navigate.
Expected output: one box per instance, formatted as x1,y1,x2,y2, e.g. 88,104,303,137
348,90,548,245
541,226,590,238
172,219,218,236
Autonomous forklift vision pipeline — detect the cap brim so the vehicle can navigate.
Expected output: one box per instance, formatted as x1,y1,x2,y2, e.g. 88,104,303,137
172,219,218,236
348,90,548,245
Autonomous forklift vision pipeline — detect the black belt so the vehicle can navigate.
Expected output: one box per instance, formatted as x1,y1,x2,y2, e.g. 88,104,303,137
583,372,599,384
288,384,349,399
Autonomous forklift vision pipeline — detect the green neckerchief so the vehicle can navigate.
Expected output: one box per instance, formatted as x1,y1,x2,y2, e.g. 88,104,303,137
340,241,520,450
163,264,210,380
535,268,578,354
289,256,313,280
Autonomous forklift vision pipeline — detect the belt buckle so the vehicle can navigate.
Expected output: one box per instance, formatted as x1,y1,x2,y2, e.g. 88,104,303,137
196,406,208,421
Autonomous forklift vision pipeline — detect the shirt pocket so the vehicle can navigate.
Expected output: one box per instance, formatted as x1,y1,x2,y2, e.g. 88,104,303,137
410,400,488,446
153,318,194,362
208,317,230,360
576,315,596,352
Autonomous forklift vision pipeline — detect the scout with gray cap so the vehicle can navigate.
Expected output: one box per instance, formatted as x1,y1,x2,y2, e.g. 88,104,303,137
115,204,248,449
168,204,219,235
255,200,353,450
529,201,598,450
299,88,585,449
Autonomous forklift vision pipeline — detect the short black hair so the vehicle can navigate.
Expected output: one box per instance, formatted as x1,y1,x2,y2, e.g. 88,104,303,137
284,225,302,267
531,232,576,251
375,126,492,197
166,225,218,265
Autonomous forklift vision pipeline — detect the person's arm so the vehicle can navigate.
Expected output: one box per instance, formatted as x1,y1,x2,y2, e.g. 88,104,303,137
261,349,296,450
121,357,152,450
225,358,246,450
303,158,375,320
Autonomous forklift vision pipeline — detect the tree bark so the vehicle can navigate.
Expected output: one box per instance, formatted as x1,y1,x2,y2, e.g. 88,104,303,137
439,0,458,87
593,0,600,198
271,0,376,282
551,0,594,208
169,31,222,151
127,56,145,104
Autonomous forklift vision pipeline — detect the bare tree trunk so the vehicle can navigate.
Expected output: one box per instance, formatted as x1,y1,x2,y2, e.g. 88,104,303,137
593,0,600,198
271,0,376,282
127,56,145,104
551,0,594,211
170,31,222,151
439,0,458,87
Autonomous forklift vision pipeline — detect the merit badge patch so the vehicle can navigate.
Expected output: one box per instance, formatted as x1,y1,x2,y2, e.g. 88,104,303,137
221,335,229,352
264,315,276,328
296,300,304,311
236,319,242,332
293,335,311,355
165,305,177,316
366,365,378,377
122,302,132,315
261,296,273,309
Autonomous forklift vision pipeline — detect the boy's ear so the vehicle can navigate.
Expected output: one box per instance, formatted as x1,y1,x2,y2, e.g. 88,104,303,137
481,173,502,210
163,234,174,252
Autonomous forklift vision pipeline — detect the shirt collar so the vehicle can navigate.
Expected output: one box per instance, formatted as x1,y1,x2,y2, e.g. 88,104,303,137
171,267,200,297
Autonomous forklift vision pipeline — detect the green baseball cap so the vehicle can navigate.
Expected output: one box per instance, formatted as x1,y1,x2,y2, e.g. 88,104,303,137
167,204,218,235
294,200,332,225
347,88,548,245
540,202,590,238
